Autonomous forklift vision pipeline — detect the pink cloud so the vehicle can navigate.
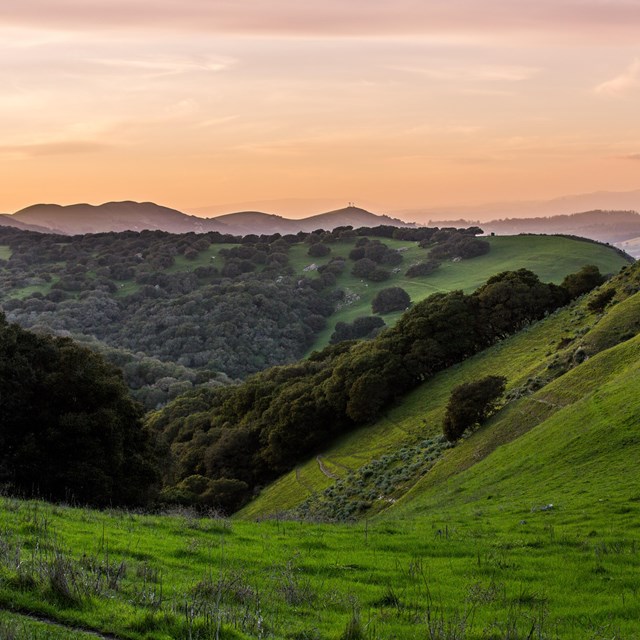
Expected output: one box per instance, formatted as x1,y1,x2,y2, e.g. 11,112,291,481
595,60,640,97
1,1,640,41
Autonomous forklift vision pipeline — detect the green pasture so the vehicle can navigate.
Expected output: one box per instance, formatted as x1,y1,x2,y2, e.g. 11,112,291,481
294,234,630,352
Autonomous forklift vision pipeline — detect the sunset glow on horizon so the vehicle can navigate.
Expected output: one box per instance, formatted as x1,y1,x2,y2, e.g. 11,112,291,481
2,1,640,220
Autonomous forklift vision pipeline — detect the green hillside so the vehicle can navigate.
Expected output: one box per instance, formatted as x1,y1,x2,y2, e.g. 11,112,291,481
293,234,629,352
239,263,640,520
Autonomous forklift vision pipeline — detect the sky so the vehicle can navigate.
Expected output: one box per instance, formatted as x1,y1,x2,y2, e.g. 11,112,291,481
1,0,640,218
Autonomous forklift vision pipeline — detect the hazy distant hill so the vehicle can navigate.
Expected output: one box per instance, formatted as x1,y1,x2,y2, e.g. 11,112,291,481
404,188,640,222
295,206,414,232
11,201,229,235
0,214,52,234
5,202,415,236
481,210,640,242
429,210,640,257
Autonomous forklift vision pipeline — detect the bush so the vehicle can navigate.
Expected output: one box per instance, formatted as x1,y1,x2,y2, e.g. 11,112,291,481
588,288,616,313
371,287,411,314
561,264,605,298
308,243,331,258
442,375,507,441
405,260,441,277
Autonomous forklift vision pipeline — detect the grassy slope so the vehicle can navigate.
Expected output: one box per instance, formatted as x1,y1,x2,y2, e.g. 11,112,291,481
291,234,629,352
396,332,640,517
0,245,11,260
239,271,639,519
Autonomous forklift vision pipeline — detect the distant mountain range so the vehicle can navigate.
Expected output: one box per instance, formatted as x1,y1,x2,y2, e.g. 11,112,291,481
1,199,639,258
0,201,415,237
399,188,640,222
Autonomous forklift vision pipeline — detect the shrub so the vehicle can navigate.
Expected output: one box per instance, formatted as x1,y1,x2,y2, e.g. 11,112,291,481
587,288,616,313
371,287,411,314
442,375,507,441
308,243,331,258
561,264,605,298
405,260,441,277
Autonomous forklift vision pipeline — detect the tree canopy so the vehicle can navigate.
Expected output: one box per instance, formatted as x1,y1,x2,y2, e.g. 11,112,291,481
0,313,158,506
442,375,507,442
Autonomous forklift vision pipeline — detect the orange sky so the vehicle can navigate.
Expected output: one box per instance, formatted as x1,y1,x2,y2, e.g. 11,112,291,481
2,1,640,218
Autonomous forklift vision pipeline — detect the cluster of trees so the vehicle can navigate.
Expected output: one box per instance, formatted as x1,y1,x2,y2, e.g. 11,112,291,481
0,227,336,379
75,338,233,409
425,228,490,260
349,238,403,282
329,316,386,344
148,266,601,513
0,313,158,506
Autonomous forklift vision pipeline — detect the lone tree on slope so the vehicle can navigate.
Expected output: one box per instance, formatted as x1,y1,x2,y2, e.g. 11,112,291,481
442,375,507,442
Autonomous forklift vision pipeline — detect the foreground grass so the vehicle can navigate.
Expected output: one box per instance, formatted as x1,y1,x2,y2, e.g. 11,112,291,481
1,490,639,639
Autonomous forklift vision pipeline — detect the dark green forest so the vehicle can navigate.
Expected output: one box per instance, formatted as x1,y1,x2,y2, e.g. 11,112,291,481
0,313,157,506
0,224,460,407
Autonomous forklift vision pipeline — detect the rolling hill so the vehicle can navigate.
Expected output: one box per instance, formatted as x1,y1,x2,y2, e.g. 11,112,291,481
6,201,414,236
11,201,229,235
0,226,630,387
239,260,640,520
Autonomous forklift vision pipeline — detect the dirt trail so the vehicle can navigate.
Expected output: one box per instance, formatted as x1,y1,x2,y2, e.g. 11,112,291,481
0,606,123,639
316,455,340,479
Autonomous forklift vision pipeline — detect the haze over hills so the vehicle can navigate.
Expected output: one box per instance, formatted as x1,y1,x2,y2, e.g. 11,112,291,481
3,200,640,257
397,188,640,223
429,210,640,258
4,201,416,237
10,201,230,235
0,214,52,234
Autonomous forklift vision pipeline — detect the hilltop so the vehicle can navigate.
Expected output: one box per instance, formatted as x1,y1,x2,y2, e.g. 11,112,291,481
11,201,229,235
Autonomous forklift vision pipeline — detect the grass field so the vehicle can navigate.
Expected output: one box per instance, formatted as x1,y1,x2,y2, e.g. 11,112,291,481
0,245,11,261
1,457,640,640
291,235,630,352
1,338,639,639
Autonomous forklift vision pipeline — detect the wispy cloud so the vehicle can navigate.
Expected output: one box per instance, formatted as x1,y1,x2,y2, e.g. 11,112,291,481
594,59,640,97
619,153,640,161
0,141,109,157
387,64,539,82
91,55,235,78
